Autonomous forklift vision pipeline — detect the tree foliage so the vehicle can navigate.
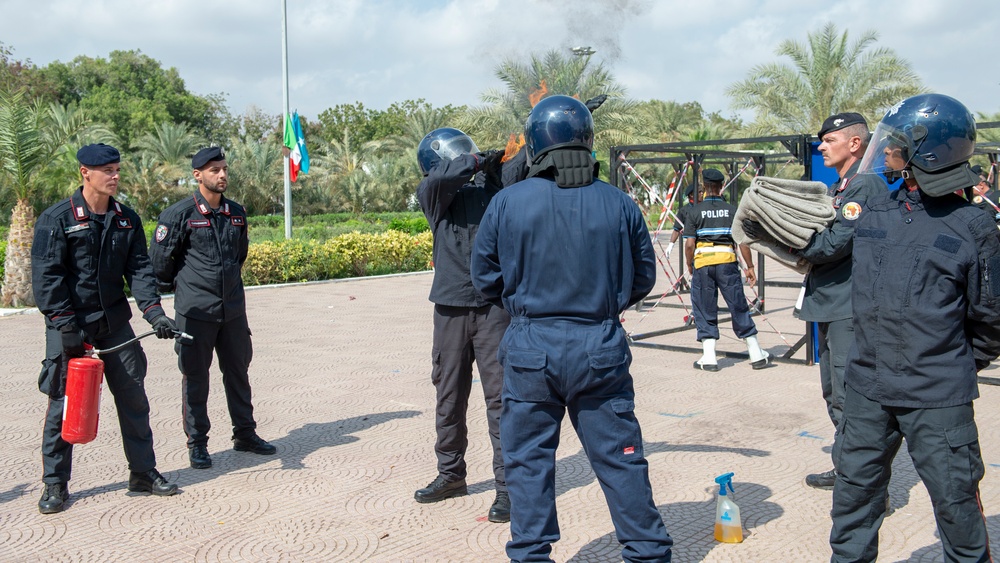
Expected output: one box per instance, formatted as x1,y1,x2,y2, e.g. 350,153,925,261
726,23,925,135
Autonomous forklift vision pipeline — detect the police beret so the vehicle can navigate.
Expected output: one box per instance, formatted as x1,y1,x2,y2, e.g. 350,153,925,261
76,143,120,166
192,146,225,169
971,164,984,177
702,168,724,184
818,112,867,139
684,183,695,198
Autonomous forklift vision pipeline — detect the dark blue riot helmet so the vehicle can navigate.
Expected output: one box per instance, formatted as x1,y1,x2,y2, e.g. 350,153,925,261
417,127,480,176
524,95,594,164
859,93,979,196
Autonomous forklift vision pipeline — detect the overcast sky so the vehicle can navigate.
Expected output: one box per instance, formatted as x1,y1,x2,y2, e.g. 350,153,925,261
2,0,998,125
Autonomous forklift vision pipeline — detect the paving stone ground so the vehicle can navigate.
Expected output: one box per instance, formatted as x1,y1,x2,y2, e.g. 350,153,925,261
1,269,999,562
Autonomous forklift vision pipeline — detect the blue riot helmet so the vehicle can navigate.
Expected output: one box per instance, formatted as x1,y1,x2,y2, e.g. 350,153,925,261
858,93,979,196
524,95,594,164
417,127,479,175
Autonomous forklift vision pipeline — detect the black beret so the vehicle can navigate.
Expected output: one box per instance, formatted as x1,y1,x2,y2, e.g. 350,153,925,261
702,168,724,184
684,183,695,198
971,164,984,176
818,112,867,139
76,143,120,166
192,146,225,169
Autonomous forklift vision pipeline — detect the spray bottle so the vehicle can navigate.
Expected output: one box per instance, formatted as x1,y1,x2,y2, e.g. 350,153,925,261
714,472,743,543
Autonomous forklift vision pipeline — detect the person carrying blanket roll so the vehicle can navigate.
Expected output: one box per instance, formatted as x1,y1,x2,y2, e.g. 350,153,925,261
684,168,770,371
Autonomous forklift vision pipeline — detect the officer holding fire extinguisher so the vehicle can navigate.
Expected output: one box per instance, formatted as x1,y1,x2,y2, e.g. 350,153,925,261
31,143,179,514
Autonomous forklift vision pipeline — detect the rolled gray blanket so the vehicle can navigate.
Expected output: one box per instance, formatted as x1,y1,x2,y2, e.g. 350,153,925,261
733,176,835,274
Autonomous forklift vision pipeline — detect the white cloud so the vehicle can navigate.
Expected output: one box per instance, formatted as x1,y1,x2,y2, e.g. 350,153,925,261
1,0,998,123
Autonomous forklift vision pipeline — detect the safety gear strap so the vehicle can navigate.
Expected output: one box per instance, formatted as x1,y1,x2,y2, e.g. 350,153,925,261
693,241,736,269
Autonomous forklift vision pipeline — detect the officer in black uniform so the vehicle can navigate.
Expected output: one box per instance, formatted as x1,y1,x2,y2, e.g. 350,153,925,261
149,147,275,470
665,183,696,257
684,169,769,371
31,143,179,514
472,95,673,563
745,113,886,489
830,94,1000,563
970,164,1000,224
413,128,512,523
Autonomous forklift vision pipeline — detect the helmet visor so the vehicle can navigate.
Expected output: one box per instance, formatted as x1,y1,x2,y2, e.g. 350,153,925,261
432,134,479,162
857,121,913,180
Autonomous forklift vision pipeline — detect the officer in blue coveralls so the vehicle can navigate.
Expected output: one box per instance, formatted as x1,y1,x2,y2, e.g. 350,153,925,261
830,94,1000,563
472,95,673,563
683,169,769,371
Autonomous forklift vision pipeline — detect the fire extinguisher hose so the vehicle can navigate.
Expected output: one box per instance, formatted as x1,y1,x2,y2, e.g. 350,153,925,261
90,330,193,356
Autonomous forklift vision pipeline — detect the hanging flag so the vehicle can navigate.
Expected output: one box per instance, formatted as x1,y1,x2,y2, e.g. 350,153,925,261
283,113,302,182
292,111,309,175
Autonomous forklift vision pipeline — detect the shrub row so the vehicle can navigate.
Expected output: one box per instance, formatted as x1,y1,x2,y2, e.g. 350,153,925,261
242,230,433,286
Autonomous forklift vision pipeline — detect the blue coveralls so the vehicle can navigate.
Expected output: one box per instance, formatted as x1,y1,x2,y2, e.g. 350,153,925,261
682,196,756,342
830,187,1000,563
472,174,672,563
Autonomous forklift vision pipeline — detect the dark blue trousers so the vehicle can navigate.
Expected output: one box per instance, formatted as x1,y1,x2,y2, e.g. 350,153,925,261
500,317,672,563
831,385,989,563
690,261,756,342
176,313,257,447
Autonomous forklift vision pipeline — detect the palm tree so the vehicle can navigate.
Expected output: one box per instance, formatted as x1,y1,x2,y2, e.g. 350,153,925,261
133,121,204,179
226,138,283,216
726,23,925,136
314,129,388,213
0,91,88,306
119,152,183,220
464,49,641,159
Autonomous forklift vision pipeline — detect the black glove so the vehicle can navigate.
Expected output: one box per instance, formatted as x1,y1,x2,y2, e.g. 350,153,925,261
741,219,764,239
151,315,177,339
584,94,608,113
60,323,86,358
477,149,505,174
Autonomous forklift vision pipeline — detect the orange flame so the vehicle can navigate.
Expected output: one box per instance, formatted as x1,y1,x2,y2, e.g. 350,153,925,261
501,133,525,163
528,79,549,107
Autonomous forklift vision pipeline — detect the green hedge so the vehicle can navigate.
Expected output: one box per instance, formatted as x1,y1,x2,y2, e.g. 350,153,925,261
243,230,433,286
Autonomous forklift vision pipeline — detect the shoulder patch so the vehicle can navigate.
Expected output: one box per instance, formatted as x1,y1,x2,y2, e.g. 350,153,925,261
842,202,862,221
155,224,169,243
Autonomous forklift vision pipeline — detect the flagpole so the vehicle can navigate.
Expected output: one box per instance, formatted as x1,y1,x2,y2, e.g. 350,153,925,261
281,0,292,239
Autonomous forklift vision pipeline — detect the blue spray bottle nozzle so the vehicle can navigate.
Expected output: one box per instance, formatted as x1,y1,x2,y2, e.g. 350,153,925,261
714,472,735,496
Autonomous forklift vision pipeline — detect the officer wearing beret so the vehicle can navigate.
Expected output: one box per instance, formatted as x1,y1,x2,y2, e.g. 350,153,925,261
684,168,769,370
149,147,275,470
746,112,885,489
970,164,1000,224
32,143,179,514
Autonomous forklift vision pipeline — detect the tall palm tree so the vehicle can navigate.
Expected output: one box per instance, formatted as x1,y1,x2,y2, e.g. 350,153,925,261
464,49,641,157
726,23,925,136
314,129,388,213
35,102,117,206
0,91,88,306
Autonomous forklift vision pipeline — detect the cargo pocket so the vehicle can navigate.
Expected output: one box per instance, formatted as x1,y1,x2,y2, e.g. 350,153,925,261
588,347,629,386
503,348,550,402
945,421,985,496
610,397,644,461
38,355,64,398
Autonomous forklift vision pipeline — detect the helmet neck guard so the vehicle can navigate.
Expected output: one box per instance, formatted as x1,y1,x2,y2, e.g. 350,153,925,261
527,147,599,188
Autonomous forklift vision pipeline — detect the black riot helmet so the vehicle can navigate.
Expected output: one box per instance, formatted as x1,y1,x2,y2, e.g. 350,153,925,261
417,127,479,175
858,93,979,196
524,95,595,164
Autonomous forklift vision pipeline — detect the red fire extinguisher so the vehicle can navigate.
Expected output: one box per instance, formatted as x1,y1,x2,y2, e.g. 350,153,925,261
62,344,104,444
61,329,192,445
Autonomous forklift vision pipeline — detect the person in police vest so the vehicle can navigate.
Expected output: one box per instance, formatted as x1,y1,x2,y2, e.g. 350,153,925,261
31,143,179,514
683,168,769,371
150,147,275,471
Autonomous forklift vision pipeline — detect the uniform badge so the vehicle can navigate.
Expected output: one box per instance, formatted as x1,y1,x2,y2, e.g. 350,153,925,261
833,196,843,209
188,219,211,228
155,224,169,242
116,218,132,229
842,202,862,221
974,195,984,204
231,216,245,226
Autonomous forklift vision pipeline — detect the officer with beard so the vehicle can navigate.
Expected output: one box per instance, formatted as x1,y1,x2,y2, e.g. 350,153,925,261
150,147,275,471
